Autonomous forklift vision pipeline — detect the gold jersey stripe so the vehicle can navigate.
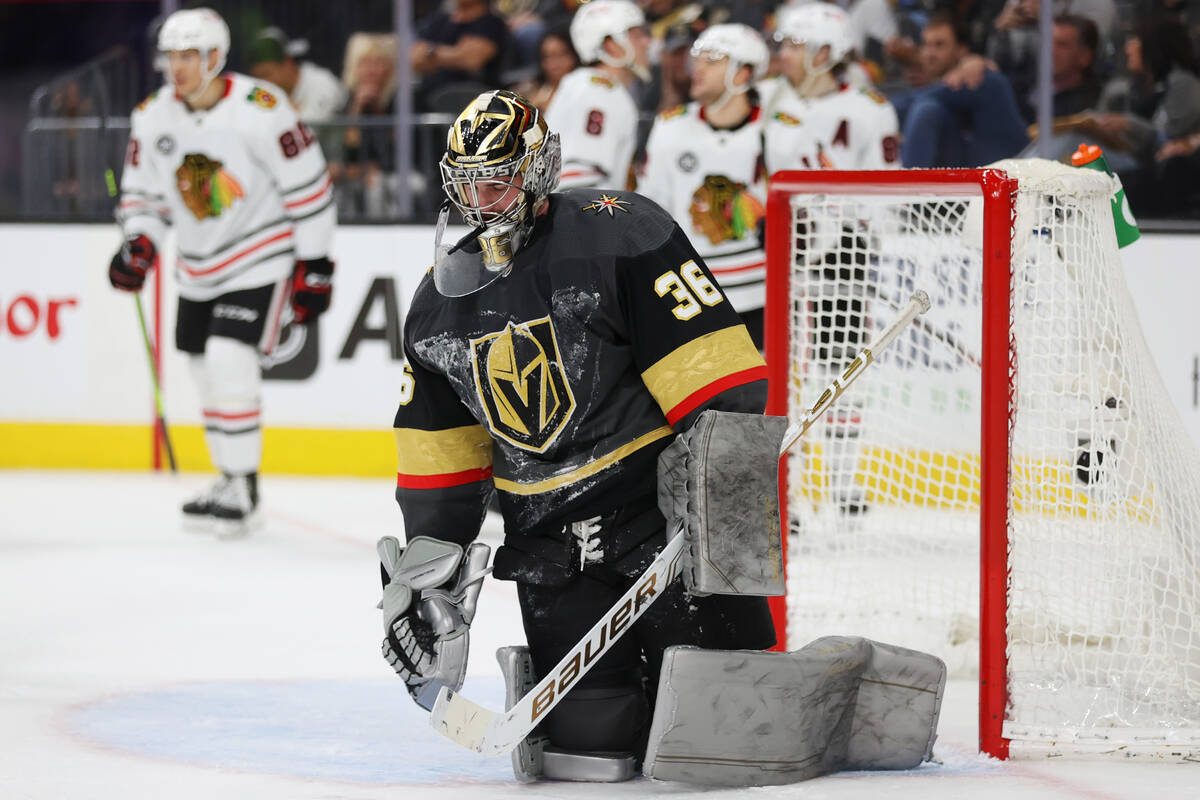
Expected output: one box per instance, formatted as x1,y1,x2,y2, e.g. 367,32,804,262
640,326,766,416
395,425,493,476
493,425,674,495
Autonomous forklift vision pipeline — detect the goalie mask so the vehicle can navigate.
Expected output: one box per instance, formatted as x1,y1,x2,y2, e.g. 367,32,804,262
435,90,561,297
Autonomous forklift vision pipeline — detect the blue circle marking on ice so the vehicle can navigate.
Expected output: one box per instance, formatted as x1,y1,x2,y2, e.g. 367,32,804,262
71,678,514,784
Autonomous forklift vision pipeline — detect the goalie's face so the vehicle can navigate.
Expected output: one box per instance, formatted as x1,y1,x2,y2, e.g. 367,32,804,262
445,170,527,226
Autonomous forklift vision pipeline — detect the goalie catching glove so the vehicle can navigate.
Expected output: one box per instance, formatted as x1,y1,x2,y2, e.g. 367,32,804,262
377,535,491,710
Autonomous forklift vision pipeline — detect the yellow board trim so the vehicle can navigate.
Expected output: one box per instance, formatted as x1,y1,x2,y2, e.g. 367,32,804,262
791,443,1157,522
494,425,674,496
640,326,765,414
0,422,397,477
395,425,493,476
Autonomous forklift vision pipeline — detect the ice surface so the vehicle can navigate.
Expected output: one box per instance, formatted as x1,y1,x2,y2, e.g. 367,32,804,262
0,470,1192,798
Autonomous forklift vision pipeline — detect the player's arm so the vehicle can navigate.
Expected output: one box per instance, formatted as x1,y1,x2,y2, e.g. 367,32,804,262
552,81,636,189
259,92,337,321
867,100,902,169
110,104,170,292
393,346,493,547
636,114,672,205
619,219,768,431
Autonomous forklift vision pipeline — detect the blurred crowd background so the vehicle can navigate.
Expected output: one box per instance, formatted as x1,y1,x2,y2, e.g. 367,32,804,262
6,0,1200,224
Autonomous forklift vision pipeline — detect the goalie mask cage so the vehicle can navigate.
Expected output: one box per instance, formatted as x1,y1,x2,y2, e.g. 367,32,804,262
763,162,1200,761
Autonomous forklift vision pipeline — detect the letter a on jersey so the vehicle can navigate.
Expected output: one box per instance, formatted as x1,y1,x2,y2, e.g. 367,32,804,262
470,317,576,453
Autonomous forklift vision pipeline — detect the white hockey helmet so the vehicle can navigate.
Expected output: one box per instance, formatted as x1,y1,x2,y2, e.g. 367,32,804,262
570,0,646,71
157,8,231,97
691,23,770,86
774,2,854,66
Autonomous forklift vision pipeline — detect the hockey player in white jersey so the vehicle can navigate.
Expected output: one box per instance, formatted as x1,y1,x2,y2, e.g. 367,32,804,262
638,24,770,346
762,4,899,515
544,0,649,190
761,3,901,173
108,8,336,534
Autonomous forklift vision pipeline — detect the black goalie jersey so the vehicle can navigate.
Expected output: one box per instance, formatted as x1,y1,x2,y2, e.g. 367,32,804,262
394,188,767,580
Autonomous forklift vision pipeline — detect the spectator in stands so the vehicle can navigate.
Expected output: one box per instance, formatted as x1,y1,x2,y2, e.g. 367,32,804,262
1102,16,1200,214
248,27,348,123
511,24,579,109
657,23,696,112
1051,15,1103,117
897,11,1029,167
986,0,1040,121
411,0,509,112
336,33,401,218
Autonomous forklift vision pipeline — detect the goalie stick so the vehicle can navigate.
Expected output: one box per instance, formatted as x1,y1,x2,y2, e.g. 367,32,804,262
429,291,932,756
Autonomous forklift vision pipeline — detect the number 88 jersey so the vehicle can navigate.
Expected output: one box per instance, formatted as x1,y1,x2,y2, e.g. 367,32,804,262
118,73,335,301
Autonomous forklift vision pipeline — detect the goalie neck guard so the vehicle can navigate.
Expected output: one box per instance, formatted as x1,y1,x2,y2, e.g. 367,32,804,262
435,90,561,297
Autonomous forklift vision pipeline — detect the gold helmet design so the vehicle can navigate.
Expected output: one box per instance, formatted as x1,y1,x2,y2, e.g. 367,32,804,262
440,90,560,232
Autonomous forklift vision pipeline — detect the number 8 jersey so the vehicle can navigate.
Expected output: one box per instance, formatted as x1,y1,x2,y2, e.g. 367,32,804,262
118,73,336,301
393,188,767,549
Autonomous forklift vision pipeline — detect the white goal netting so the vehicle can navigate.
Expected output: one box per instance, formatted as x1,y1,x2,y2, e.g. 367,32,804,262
775,160,1200,757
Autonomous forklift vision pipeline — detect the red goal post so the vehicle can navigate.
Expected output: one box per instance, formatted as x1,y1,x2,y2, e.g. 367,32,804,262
763,165,1200,762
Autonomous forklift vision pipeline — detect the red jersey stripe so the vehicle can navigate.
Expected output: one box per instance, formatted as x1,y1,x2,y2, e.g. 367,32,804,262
284,174,332,209
179,230,292,278
708,259,766,275
664,365,768,427
396,466,494,490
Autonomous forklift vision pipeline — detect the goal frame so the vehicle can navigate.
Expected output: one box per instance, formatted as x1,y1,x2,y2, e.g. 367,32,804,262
764,168,1019,759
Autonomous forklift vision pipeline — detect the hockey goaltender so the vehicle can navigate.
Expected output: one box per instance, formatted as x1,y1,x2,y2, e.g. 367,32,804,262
373,89,946,785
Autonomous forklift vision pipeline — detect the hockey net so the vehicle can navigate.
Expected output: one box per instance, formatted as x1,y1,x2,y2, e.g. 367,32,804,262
763,161,1200,760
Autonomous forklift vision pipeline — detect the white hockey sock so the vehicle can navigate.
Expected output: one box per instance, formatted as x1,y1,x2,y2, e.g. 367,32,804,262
202,336,263,476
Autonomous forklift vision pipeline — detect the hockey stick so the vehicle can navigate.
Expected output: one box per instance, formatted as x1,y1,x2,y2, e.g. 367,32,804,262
134,293,178,472
92,59,177,473
430,291,932,756
779,290,931,456
431,526,686,756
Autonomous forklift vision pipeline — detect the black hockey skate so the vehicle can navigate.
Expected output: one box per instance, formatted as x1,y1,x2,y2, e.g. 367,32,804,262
209,473,261,538
181,474,232,531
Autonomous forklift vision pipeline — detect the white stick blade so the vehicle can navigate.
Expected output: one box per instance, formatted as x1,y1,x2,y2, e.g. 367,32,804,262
430,686,497,752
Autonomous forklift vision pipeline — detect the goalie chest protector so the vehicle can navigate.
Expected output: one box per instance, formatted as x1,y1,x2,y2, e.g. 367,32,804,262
398,187,767,537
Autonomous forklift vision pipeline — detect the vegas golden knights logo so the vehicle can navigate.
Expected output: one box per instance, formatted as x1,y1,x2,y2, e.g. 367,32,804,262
470,317,575,453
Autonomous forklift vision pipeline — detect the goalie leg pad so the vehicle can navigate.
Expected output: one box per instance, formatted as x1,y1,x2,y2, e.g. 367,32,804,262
497,645,548,783
656,410,788,597
642,637,946,786
498,645,639,783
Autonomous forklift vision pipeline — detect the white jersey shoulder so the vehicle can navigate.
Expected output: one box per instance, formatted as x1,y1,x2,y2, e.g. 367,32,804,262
639,101,768,314
763,81,900,172
544,67,638,191
120,73,335,300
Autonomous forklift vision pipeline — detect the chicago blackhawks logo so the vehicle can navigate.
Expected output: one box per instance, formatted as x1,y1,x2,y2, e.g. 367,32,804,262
175,153,245,220
470,318,576,453
689,174,765,246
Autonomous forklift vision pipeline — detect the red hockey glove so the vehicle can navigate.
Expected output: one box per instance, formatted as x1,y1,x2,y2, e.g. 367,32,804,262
290,257,334,324
108,234,156,292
